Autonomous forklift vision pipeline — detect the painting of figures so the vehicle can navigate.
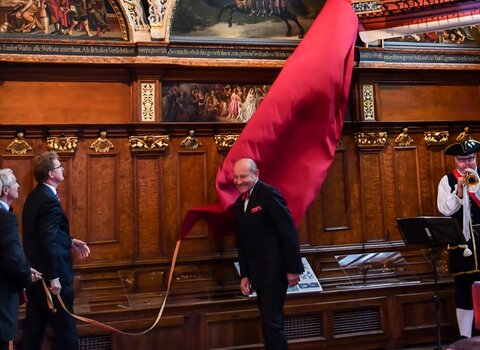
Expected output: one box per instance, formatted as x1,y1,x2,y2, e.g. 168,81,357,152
385,25,480,46
162,82,272,122
170,0,325,43
0,0,123,39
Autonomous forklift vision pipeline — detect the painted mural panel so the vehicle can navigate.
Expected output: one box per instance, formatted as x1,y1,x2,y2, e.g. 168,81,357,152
0,0,124,39
162,82,271,122
170,0,325,44
385,25,480,46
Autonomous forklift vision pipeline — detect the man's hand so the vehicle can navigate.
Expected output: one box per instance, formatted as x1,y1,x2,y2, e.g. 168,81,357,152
240,277,251,296
71,238,90,259
30,267,42,282
49,278,62,295
287,273,300,287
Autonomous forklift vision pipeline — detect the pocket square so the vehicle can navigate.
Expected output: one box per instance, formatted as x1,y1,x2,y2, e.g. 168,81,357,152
251,206,263,214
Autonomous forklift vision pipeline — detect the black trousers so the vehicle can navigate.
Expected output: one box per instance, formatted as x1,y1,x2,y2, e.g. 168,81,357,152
22,282,78,350
256,281,289,350
454,272,480,309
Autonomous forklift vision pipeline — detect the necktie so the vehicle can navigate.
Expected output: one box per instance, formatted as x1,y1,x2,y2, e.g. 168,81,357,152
241,192,250,201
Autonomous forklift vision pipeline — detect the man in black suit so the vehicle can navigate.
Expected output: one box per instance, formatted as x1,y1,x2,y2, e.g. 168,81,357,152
0,169,40,350
22,151,90,350
233,158,304,350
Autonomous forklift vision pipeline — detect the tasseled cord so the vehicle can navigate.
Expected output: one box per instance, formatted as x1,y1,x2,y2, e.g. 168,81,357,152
459,244,473,257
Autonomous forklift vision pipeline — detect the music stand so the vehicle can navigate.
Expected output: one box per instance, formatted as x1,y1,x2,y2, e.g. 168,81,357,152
397,216,464,350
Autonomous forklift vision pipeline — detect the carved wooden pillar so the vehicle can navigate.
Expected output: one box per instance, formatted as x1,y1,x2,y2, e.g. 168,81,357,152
355,131,387,242
392,128,421,221
129,134,170,259
424,130,449,216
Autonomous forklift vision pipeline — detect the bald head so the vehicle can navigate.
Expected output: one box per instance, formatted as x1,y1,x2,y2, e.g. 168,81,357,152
233,158,259,195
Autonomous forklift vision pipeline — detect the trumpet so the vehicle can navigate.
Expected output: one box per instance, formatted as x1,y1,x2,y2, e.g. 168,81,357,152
464,171,480,192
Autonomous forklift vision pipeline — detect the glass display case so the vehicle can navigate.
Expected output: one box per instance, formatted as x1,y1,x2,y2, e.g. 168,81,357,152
334,252,421,289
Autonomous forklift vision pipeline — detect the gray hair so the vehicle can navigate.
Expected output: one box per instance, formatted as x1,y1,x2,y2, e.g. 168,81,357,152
0,168,15,188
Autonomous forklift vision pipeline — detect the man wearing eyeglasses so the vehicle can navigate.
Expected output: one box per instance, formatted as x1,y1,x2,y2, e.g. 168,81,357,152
22,151,90,350
438,139,480,339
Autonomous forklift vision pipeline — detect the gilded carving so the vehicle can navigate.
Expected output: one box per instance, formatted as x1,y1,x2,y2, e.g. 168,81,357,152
354,131,387,147
351,0,382,15
6,132,32,155
47,135,78,153
129,134,169,151
215,133,239,152
90,131,116,153
181,130,202,150
456,127,472,142
123,0,149,31
141,82,155,122
147,0,168,28
394,127,414,146
362,84,375,121
424,131,449,147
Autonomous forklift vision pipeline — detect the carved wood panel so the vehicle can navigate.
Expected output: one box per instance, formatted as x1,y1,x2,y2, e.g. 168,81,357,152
359,151,387,242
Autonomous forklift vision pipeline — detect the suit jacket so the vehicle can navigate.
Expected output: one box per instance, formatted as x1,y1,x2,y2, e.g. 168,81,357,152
235,180,304,289
0,209,31,341
22,183,74,286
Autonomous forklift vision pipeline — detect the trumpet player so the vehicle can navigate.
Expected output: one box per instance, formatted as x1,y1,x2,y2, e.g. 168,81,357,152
438,138,480,339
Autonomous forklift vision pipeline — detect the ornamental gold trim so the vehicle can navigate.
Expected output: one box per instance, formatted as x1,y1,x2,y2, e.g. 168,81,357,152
362,84,375,121
394,127,414,147
47,135,78,153
355,131,387,148
90,131,116,153
215,133,239,152
141,82,155,122
6,132,32,155
129,134,169,151
424,131,449,147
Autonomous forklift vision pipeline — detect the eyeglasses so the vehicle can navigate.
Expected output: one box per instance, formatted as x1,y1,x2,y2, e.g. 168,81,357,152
456,156,476,163
50,163,64,171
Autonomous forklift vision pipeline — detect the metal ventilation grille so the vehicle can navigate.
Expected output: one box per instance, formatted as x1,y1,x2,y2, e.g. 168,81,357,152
79,335,112,350
49,335,112,350
333,308,381,335
285,314,323,340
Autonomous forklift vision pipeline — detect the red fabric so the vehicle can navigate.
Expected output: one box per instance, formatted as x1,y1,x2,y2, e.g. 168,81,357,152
180,0,358,238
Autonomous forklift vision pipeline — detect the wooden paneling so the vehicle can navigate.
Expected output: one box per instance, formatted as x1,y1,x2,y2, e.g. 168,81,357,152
88,153,119,243
393,147,421,218
428,148,447,217
0,81,132,124
359,150,387,242
377,84,480,121
205,308,263,350
321,148,350,231
3,62,479,350
134,155,163,258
